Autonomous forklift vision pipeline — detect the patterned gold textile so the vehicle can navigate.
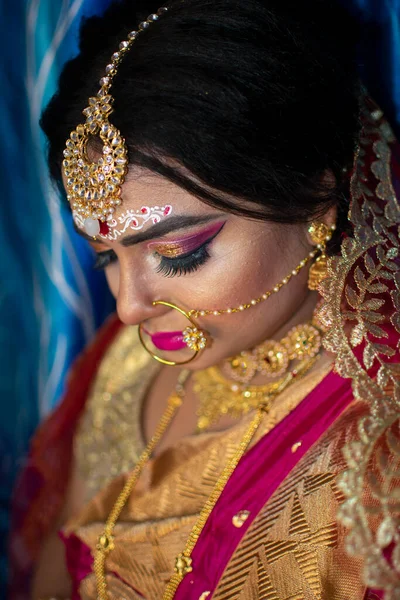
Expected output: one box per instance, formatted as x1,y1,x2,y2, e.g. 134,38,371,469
75,325,159,500
213,402,366,600
68,324,367,600
316,103,400,597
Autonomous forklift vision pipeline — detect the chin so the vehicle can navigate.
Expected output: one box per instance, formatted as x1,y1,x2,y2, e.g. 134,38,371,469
174,344,235,371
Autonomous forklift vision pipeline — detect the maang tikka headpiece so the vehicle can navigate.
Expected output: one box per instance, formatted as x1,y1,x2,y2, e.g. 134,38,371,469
62,6,169,237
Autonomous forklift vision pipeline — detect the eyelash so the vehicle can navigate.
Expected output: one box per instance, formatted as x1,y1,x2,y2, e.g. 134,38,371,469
155,242,211,278
93,250,117,271
93,239,212,277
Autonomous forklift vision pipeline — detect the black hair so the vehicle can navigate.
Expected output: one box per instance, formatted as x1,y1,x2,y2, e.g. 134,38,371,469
41,0,361,251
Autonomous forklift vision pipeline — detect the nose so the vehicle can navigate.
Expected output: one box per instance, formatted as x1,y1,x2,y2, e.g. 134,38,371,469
116,268,156,326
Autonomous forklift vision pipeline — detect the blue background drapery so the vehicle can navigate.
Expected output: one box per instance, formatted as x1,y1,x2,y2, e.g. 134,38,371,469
0,1,114,594
338,0,400,138
1,0,399,595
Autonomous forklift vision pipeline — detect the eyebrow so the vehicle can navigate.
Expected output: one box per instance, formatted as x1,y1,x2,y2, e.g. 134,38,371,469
73,214,221,246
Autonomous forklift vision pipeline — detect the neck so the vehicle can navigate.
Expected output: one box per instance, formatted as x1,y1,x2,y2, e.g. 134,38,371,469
269,290,320,341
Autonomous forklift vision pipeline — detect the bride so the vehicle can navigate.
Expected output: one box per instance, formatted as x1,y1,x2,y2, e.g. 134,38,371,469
10,1,400,599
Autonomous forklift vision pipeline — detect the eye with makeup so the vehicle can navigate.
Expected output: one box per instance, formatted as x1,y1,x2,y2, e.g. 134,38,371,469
93,222,224,277
155,239,211,277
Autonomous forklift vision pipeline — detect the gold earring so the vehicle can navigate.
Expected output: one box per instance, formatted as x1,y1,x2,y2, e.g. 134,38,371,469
307,222,335,291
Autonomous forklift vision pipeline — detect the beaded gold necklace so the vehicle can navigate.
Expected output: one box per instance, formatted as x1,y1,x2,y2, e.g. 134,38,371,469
193,319,322,430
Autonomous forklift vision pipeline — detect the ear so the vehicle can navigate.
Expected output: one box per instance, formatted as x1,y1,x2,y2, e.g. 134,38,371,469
306,204,337,245
306,168,338,245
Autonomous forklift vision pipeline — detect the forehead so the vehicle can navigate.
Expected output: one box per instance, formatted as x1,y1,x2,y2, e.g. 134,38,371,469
121,169,208,214
62,166,216,218
64,165,226,243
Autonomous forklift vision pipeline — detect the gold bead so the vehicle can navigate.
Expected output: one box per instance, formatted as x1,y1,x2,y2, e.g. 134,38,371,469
232,510,250,528
174,553,193,576
291,441,302,453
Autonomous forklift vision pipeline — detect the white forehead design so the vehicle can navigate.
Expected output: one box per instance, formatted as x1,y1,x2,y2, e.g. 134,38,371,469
73,205,173,240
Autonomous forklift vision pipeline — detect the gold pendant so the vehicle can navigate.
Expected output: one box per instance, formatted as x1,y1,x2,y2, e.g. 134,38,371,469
308,254,328,290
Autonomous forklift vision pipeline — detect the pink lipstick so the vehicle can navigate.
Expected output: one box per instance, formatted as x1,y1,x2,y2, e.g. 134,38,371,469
147,330,187,351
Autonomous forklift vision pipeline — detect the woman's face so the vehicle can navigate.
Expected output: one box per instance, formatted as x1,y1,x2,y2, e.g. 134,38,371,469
72,169,323,370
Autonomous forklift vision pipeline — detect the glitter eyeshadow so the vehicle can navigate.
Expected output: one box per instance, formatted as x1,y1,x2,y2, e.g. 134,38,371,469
148,221,225,258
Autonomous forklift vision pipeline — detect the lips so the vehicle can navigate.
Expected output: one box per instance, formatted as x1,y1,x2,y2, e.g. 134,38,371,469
146,330,187,352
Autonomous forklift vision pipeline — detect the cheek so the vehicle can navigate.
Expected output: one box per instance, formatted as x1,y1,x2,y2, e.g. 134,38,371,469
175,234,291,311
180,233,310,357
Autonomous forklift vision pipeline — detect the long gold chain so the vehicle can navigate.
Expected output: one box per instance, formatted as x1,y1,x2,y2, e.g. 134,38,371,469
93,369,190,599
95,355,319,599
162,406,264,599
162,355,318,599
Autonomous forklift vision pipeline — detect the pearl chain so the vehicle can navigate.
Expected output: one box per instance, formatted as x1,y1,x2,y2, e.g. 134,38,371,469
188,248,319,319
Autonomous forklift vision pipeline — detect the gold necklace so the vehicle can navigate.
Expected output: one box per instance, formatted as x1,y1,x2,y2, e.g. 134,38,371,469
94,354,320,599
194,320,322,431
193,365,300,431
93,369,190,599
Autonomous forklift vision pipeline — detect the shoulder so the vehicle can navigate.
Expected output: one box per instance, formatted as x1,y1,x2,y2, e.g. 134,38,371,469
28,313,123,456
74,320,159,499
9,315,124,590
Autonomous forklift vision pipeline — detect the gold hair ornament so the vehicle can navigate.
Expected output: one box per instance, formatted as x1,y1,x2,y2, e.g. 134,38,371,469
62,7,168,237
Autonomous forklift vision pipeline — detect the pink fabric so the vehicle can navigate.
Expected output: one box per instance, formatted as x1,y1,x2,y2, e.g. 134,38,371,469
62,373,353,600
62,367,354,599
61,533,146,599
59,532,94,600
363,546,394,599
174,368,354,598
173,327,400,598
175,326,400,597
62,367,389,598
364,591,384,599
